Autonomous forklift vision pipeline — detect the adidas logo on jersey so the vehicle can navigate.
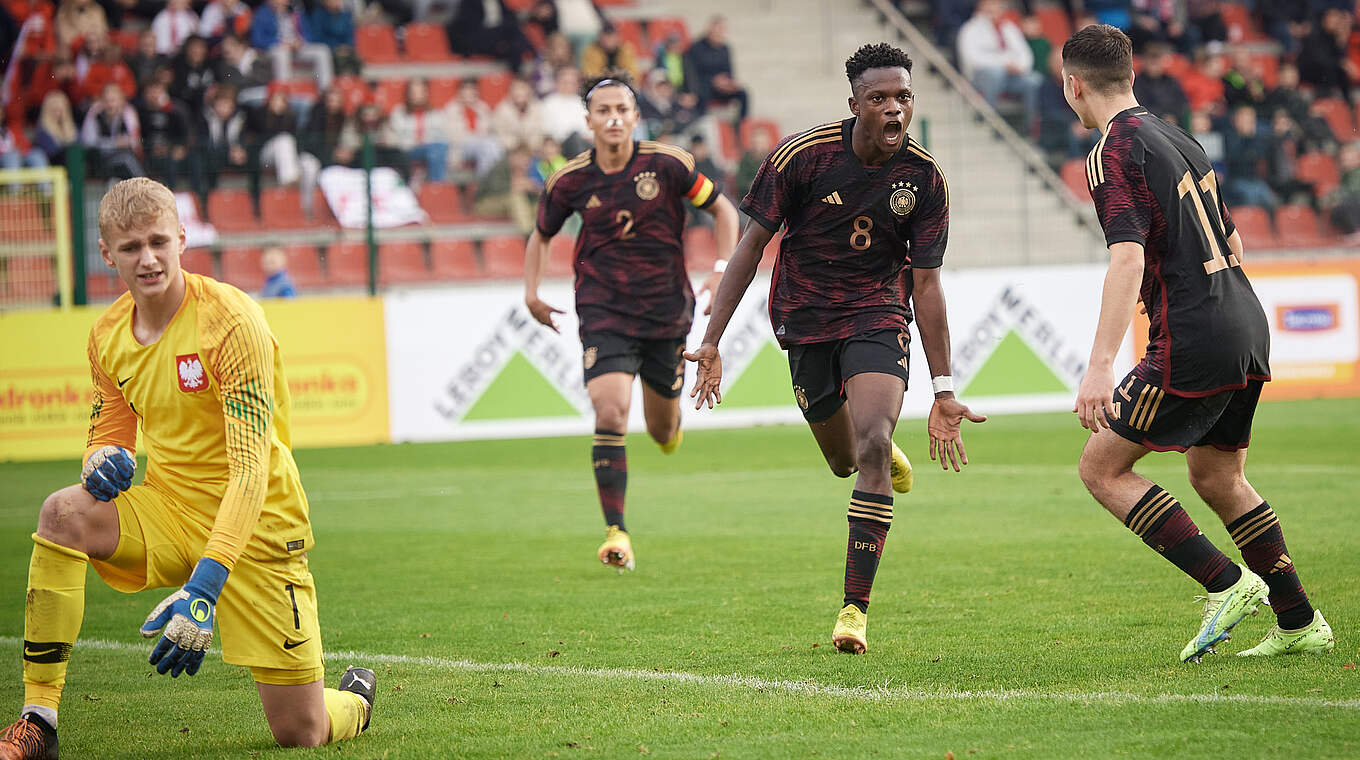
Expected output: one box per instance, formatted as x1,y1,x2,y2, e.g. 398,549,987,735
586,194,602,208
820,192,843,205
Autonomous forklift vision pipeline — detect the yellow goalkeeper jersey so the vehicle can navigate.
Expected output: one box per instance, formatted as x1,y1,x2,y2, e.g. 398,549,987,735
85,272,313,569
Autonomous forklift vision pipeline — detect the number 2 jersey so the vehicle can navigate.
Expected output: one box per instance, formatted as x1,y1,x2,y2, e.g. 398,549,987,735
741,118,949,349
537,141,720,340
1087,106,1270,396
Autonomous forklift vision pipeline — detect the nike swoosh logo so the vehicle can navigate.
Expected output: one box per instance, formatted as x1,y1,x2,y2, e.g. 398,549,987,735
118,376,132,387
1198,591,1235,646
23,646,58,657
283,639,310,650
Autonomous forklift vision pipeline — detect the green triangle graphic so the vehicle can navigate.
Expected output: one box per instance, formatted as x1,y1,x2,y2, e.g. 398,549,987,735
464,351,579,421
962,330,1069,396
720,341,792,409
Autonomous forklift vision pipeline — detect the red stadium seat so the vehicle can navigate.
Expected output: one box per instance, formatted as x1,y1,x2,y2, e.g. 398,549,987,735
1313,98,1357,142
418,181,464,223
613,20,647,54
85,272,126,301
427,77,460,109
405,22,454,62
276,78,318,100
333,75,370,114
283,245,326,289
325,241,370,287
0,196,46,240
355,24,399,64
1059,158,1092,202
740,118,782,152
219,247,264,291
547,234,574,277
1274,205,1331,248
502,0,532,10
1228,206,1274,248
1033,6,1072,48
481,236,525,278
716,120,738,163
522,23,545,52
1247,54,1279,89
378,241,428,285
1218,2,1265,41
180,248,215,278
4,256,54,303
430,240,480,279
646,17,690,50
206,189,256,232
478,71,513,109
1297,152,1341,197
372,79,407,111
259,186,317,229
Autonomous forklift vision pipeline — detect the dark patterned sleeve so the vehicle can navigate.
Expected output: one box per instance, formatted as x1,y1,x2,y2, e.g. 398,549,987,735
908,164,949,269
1089,129,1152,248
739,150,792,232
536,173,575,238
666,151,721,210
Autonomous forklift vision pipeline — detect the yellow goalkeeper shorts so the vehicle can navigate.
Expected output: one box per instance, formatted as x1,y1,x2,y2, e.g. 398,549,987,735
91,483,324,682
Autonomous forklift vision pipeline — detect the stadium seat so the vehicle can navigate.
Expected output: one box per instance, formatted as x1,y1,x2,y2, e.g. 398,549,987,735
325,241,371,287
684,225,716,272
478,72,513,109
284,244,326,289
1247,54,1279,88
547,234,574,277
716,120,738,163
220,247,264,291
1313,98,1357,142
260,186,320,229
4,256,54,303
0,196,46,240
522,23,546,52
378,241,428,285
180,248,215,278
418,181,463,223
206,188,256,232
108,28,139,54
501,0,532,10
1218,2,1265,41
1034,6,1072,48
373,79,407,111
1297,152,1341,197
1059,158,1092,202
355,24,399,64
1228,206,1274,248
646,16,690,49
333,75,370,114
405,22,454,62
1274,205,1331,248
613,19,647,55
428,77,460,109
85,272,126,301
481,236,525,278
430,239,480,279
740,119,782,152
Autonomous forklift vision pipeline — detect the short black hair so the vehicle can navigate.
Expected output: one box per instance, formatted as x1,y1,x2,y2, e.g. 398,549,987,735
845,43,913,85
1061,24,1133,95
581,71,637,106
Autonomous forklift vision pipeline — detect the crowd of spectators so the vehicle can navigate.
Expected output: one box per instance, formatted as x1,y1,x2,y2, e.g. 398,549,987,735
1,0,754,237
927,0,1360,242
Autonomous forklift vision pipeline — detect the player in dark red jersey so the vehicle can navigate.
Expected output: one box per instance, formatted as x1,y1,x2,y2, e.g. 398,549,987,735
524,73,738,573
1063,24,1333,661
686,43,985,653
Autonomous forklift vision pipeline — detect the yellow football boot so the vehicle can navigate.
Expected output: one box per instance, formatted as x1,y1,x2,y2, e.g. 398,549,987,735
597,525,635,572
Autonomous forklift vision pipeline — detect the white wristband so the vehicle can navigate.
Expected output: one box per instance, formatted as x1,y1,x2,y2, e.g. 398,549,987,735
713,259,728,273
931,375,954,394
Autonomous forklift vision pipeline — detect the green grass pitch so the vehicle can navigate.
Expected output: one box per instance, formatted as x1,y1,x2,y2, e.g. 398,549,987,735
1,399,1357,758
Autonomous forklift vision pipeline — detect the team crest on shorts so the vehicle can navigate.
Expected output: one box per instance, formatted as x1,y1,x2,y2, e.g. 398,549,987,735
634,171,660,200
793,384,809,410
889,181,918,217
584,346,598,370
176,353,207,393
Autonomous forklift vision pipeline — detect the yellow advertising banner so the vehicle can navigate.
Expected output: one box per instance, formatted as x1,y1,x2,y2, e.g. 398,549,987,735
0,296,389,462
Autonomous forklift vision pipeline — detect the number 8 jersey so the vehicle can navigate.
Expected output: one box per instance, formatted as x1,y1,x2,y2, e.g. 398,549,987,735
741,118,949,349
1087,107,1271,396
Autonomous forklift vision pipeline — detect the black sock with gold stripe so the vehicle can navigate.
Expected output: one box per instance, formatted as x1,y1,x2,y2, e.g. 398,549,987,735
1227,502,1313,629
1125,485,1239,592
844,490,892,613
592,430,627,531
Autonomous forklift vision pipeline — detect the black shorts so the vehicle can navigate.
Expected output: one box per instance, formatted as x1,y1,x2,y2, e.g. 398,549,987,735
1108,373,1263,452
786,328,911,422
581,331,687,397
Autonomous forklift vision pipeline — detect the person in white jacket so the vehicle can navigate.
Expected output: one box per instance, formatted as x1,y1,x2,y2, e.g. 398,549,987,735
956,0,1043,131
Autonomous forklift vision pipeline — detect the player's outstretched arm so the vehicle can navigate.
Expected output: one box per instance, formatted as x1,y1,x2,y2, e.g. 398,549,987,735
1073,241,1143,432
696,194,740,316
686,220,774,409
523,228,564,332
913,267,986,471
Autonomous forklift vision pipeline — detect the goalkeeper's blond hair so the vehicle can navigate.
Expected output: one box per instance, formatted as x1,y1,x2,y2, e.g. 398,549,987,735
98,177,179,241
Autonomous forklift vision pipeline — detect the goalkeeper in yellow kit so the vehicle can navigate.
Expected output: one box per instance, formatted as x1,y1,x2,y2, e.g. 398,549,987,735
0,178,375,759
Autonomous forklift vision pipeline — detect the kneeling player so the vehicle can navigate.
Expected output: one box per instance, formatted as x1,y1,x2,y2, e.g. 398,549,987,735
0,179,375,759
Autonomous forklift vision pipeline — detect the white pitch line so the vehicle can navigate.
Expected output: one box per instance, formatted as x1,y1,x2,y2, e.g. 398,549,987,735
5,636,1355,711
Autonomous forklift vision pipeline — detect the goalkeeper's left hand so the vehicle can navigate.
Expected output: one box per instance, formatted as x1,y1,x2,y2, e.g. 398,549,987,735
140,557,229,677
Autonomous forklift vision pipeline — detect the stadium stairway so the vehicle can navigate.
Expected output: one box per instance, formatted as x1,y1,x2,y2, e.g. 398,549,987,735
634,0,1106,267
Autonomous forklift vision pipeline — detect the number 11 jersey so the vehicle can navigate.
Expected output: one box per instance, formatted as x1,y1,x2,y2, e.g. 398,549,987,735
1087,107,1270,397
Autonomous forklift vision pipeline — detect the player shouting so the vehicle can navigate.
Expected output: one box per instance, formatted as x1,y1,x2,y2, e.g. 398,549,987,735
524,73,739,573
1062,24,1333,661
0,178,375,760
687,44,985,653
